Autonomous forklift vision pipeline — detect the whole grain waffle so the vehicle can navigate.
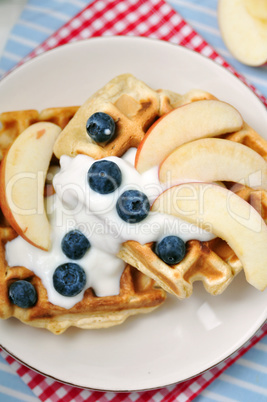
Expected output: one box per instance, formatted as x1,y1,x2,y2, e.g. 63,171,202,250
53,74,216,160
118,122,267,298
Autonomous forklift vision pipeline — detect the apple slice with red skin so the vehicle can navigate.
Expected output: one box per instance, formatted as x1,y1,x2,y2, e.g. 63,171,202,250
159,138,267,190
152,182,267,291
135,99,243,173
0,122,61,251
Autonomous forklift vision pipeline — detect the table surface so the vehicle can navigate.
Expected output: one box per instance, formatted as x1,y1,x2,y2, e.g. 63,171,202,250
0,1,266,402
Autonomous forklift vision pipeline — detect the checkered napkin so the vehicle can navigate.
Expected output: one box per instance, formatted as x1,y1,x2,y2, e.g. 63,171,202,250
1,0,266,401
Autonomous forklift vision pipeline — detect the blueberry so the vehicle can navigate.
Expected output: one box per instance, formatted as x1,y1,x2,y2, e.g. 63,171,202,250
86,112,115,143
9,280,37,308
53,263,86,297
116,190,150,223
155,236,186,265
61,230,90,260
88,160,122,194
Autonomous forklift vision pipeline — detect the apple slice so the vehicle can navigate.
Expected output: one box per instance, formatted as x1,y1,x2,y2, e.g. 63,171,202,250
135,100,243,173
159,138,267,189
244,0,267,20
152,183,267,291
218,0,267,66
0,122,61,250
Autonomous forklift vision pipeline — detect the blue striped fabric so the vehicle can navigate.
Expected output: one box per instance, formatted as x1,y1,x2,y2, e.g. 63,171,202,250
0,354,38,401
0,0,88,76
0,1,266,402
196,336,267,402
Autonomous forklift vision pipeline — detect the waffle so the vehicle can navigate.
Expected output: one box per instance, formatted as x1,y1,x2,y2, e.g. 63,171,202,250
0,106,167,334
118,238,242,298
53,73,216,160
118,124,267,298
227,182,267,223
0,208,166,335
0,227,166,334
224,122,267,161
0,106,79,161
157,87,217,113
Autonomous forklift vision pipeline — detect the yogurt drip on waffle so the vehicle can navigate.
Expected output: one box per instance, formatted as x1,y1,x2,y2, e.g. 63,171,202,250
5,148,214,309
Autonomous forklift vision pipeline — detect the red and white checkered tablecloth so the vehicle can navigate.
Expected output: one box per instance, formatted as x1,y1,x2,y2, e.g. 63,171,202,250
1,0,266,401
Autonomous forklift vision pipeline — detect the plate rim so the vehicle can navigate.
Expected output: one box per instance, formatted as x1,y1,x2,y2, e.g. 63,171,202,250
1,320,266,393
1,35,267,116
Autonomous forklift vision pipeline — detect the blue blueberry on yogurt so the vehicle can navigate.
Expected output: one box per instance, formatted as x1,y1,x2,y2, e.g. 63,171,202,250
88,160,122,194
116,189,150,223
9,280,37,308
53,263,86,297
61,230,91,260
86,112,115,143
155,236,186,265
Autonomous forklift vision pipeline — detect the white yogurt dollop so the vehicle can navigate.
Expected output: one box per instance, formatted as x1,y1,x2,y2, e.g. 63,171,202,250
5,148,214,308
6,195,125,308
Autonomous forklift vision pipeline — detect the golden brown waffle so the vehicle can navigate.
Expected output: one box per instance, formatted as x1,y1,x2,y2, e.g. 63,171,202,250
157,88,217,114
53,74,162,160
0,106,79,160
118,238,242,298
225,122,267,161
53,74,216,160
0,227,166,334
227,182,267,224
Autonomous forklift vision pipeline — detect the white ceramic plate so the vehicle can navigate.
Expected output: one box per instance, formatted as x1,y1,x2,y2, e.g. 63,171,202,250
0,36,266,392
